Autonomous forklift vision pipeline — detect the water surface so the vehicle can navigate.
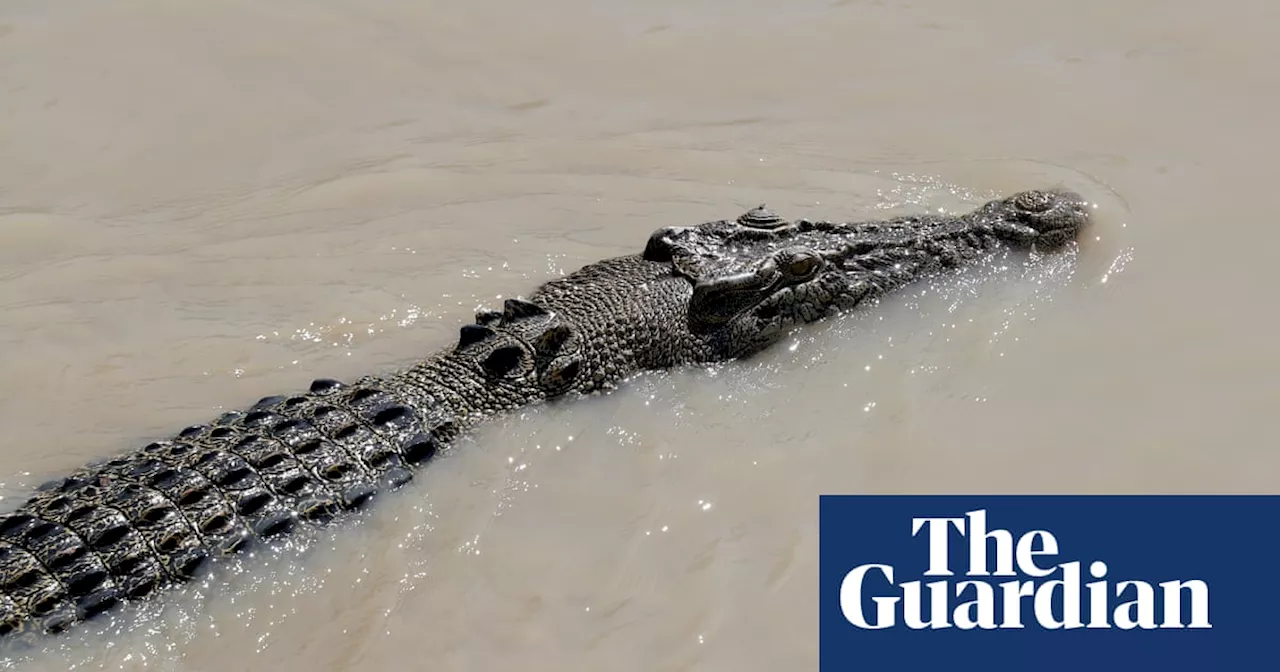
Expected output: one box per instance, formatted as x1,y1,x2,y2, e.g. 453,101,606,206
0,0,1274,669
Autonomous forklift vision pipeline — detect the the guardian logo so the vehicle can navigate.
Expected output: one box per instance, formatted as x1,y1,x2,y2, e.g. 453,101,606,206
819,495,1280,670
839,509,1211,631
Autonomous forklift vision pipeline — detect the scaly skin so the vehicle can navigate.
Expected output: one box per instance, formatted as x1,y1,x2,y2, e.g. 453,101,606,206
0,189,1091,640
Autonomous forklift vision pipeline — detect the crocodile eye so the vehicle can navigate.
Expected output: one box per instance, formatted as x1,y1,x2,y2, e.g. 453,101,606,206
779,250,822,280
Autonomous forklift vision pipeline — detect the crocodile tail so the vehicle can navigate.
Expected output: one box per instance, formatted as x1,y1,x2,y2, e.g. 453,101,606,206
0,375,452,639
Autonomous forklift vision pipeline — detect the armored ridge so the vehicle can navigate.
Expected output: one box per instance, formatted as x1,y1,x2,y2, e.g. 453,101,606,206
0,189,1091,640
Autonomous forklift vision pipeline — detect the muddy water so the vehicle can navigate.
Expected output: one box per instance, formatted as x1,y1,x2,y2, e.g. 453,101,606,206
0,0,1275,669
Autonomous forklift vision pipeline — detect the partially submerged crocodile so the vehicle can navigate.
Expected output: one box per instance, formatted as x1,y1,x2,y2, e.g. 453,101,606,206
0,189,1091,640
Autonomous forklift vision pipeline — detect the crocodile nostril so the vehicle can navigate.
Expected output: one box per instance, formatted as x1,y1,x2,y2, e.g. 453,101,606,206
737,204,786,229
1012,190,1055,213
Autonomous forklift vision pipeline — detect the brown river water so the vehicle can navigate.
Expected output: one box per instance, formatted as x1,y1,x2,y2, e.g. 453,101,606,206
0,0,1276,669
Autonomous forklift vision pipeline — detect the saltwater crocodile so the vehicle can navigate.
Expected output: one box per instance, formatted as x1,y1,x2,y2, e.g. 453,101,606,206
0,189,1090,640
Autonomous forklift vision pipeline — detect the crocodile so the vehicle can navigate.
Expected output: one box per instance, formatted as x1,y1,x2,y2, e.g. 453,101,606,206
0,188,1091,641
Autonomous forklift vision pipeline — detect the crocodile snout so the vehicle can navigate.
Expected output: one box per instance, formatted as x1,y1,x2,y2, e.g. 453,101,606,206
985,189,1093,250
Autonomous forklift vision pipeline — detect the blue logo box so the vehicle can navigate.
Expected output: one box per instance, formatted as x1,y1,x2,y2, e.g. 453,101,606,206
818,495,1280,670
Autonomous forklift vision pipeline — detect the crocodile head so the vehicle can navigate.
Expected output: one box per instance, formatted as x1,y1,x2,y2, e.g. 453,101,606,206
642,189,1091,353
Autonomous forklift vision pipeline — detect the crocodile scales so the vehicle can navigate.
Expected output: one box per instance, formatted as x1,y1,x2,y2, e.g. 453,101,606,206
0,189,1091,640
